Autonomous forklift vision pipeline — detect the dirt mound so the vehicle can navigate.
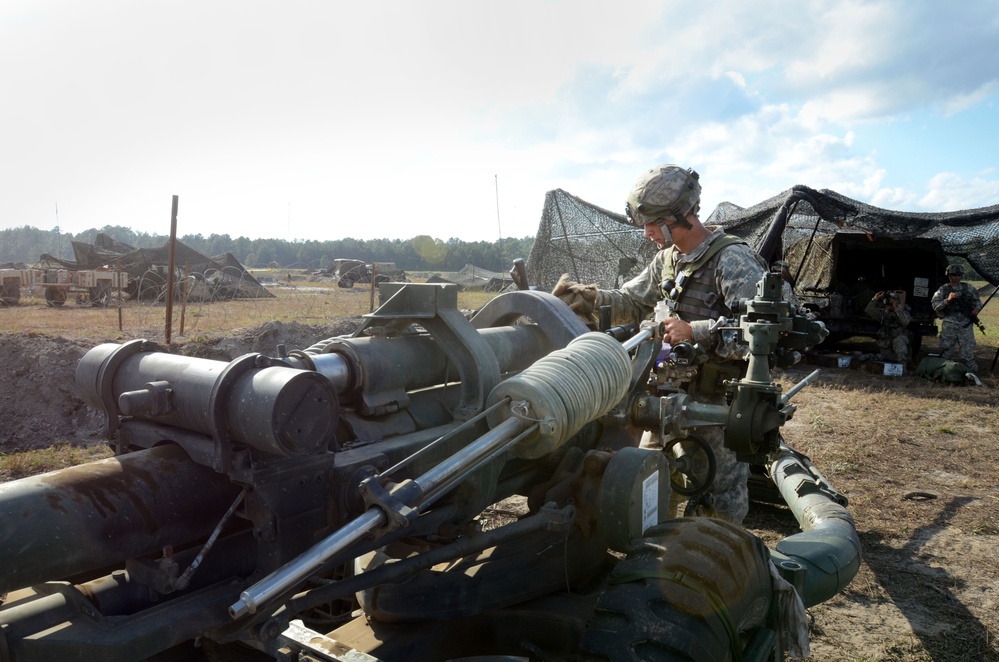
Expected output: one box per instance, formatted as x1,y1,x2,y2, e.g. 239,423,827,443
0,333,105,451
0,319,361,453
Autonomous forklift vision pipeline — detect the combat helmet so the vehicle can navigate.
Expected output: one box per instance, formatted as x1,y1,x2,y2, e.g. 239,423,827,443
625,165,701,228
945,264,963,276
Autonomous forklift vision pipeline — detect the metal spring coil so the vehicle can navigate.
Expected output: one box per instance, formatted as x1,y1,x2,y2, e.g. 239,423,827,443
486,332,632,459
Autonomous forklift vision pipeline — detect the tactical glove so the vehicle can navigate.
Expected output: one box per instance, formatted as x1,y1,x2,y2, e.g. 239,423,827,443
552,273,599,327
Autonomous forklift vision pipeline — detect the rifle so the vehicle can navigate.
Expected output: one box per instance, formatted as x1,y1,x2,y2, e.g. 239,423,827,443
957,286,989,333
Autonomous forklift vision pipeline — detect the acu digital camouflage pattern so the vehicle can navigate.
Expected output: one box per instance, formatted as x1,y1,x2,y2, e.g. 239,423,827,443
864,295,912,362
624,164,701,227
596,230,765,524
595,230,767,362
932,280,984,372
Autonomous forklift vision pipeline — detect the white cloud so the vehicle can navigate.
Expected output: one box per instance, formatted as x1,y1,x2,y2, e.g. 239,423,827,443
3,0,999,242
920,173,999,211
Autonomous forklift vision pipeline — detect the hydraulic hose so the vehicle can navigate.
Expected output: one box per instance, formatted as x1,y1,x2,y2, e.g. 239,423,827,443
768,442,862,607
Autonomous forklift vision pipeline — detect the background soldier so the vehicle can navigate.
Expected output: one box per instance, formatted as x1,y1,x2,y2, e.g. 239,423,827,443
551,164,767,525
931,264,983,373
864,290,912,363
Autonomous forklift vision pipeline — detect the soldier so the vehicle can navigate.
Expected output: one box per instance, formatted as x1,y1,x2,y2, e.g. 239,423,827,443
864,290,912,363
552,164,767,525
931,264,983,373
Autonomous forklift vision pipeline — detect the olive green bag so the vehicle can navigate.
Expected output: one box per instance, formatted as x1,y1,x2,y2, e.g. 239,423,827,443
914,356,973,384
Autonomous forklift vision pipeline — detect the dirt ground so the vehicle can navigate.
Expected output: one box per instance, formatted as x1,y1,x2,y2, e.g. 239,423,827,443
1,322,997,661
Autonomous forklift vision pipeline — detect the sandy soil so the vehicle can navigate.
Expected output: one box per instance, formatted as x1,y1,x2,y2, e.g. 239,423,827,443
1,323,996,661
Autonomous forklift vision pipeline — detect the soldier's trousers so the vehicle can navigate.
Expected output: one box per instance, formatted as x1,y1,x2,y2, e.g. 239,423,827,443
667,425,750,525
939,320,978,373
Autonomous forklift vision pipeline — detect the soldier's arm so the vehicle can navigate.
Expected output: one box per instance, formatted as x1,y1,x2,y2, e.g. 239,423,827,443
969,284,985,313
863,297,881,320
896,305,912,328
593,252,667,326
931,287,950,313
695,245,767,359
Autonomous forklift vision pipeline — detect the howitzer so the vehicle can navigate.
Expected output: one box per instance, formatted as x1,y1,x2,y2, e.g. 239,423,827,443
0,278,860,661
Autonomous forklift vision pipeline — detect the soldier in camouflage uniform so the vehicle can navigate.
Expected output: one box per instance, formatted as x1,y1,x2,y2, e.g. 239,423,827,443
864,290,912,363
552,164,766,525
931,264,983,373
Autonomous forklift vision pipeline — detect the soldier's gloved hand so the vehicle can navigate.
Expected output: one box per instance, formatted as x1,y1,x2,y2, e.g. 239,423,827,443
552,273,599,327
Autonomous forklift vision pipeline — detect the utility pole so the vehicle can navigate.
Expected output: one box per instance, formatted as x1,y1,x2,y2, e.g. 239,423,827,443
495,175,503,269
165,196,179,344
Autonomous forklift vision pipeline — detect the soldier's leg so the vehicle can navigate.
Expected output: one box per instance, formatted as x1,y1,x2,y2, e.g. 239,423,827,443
876,334,892,361
891,331,910,363
938,322,958,362
686,426,749,525
956,326,979,373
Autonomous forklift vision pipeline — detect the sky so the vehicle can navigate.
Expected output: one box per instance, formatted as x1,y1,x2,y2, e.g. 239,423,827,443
2,0,999,245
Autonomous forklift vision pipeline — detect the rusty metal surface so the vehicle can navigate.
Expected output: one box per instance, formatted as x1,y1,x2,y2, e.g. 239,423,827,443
0,445,240,594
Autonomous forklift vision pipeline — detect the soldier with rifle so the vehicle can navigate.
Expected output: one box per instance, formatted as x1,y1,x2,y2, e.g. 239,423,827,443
931,264,984,374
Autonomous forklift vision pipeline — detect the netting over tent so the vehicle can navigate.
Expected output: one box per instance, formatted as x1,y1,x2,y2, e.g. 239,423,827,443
707,184,999,286
525,185,999,291
38,233,273,302
524,189,658,291
431,264,513,291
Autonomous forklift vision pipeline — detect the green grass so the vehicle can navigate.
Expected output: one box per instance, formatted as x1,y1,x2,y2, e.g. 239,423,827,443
0,443,114,482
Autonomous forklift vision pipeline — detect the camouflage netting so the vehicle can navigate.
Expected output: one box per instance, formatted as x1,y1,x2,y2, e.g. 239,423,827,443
707,184,999,286
430,264,513,291
526,185,999,291
524,189,657,291
38,233,273,302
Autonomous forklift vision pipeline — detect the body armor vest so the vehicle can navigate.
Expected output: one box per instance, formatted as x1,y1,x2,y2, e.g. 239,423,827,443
660,234,745,321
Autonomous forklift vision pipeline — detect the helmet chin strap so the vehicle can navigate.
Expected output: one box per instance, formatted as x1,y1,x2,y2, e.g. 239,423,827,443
657,212,689,237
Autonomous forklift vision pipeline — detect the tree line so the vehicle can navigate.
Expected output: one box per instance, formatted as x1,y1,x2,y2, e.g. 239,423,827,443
0,225,535,274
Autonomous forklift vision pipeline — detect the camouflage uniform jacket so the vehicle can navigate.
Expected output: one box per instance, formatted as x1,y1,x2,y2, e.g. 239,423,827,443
595,230,767,361
931,282,983,326
864,298,912,330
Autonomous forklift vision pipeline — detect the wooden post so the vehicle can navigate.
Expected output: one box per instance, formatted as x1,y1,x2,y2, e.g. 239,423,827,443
369,264,377,312
116,259,123,331
165,195,178,344
179,261,190,335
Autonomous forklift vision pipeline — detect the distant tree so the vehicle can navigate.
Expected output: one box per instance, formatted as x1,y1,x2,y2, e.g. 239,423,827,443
411,235,447,268
0,224,534,274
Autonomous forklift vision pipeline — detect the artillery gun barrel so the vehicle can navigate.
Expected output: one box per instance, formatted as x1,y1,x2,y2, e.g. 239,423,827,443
0,445,242,595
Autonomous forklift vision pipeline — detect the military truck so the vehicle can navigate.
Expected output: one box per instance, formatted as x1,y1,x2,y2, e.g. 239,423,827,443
0,267,129,307
332,259,407,288
0,268,29,305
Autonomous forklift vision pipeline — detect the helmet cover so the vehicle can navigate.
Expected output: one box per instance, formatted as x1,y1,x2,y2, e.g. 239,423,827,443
625,165,701,227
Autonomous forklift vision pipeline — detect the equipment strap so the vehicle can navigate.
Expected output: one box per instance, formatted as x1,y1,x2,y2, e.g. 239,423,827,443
661,234,747,317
